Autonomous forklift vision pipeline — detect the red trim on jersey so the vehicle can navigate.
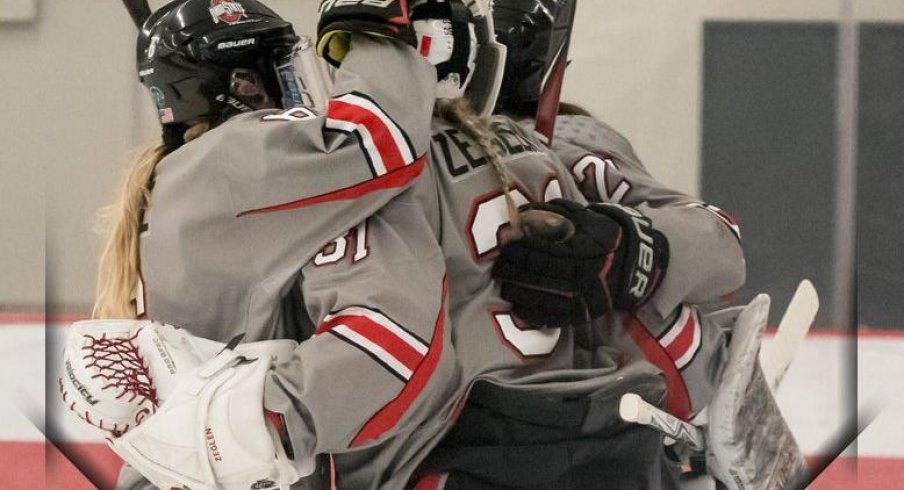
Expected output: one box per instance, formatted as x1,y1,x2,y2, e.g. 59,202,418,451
328,99,409,173
663,312,697,364
350,278,449,447
388,0,410,26
237,157,425,217
412,473,444,490
626,315,692,420
318,314,424,373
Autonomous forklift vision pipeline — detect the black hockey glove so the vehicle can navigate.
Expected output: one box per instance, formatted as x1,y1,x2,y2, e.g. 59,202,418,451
317,0,417,67
492,199,669,328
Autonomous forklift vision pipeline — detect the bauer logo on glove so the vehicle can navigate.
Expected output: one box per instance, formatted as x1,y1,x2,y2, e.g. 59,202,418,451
492,199,669,329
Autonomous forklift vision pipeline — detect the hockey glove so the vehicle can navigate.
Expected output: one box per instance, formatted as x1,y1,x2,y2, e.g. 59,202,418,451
60,320,309,489
492,199,669,328
317,0,417,67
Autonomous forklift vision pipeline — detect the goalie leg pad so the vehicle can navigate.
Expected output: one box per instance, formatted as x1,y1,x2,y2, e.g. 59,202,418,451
706,295,807,490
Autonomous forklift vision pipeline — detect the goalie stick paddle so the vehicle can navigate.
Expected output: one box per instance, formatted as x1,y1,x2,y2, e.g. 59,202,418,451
759,279,819,392
122,0,152,29
619,393,705,452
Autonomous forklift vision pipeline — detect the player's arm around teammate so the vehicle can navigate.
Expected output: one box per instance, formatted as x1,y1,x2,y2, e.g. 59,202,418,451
490,0,746,420
71,1,456,489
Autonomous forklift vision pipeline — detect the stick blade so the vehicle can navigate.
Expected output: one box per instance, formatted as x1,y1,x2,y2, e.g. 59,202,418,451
760,279,819,391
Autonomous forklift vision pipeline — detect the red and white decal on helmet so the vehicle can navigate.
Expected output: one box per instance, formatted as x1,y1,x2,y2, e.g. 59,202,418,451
209,0,246,25
419,35,433,57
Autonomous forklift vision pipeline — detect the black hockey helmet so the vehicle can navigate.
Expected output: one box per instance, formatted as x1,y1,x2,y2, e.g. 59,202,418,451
128,0,304,149
492,0,577,116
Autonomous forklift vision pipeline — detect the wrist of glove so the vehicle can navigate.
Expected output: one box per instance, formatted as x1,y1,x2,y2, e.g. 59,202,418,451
317,0,417,66
492,199,669,328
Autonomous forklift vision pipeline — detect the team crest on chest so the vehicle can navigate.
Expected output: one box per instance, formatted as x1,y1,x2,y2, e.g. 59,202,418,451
209,0,246,25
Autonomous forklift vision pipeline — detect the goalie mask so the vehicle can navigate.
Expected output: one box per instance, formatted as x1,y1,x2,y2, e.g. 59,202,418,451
492,0,578,115
127,0,311,149
411,0,507,117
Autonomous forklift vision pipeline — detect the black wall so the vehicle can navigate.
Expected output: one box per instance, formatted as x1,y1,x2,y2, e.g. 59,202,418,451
701,21,904,329
701,23,839,326
857,24,904,328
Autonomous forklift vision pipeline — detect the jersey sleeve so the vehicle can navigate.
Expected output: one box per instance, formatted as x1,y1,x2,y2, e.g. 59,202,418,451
215,35,435,218
549,115,746,319
262,181,461,457
140,36,438,338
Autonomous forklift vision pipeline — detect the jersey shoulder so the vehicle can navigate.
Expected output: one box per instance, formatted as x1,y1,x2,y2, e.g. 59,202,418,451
553,115,638,161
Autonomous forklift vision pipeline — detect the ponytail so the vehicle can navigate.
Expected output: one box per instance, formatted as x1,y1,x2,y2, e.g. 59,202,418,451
435,98,521,229
93,122,211,319
93,145,166,319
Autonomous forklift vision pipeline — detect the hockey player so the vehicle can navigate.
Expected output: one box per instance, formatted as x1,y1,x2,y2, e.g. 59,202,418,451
406,2,750,487
485,2,806,489
490,0,746,424
67,1,672,489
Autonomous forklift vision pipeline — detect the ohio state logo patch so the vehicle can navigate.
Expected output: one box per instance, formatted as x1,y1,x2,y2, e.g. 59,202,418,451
209,0,246,25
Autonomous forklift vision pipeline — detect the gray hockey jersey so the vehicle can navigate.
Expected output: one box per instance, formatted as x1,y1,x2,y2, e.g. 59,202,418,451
539,114,746,420
139,37,436,341
131,41,745,490
261,114,745,489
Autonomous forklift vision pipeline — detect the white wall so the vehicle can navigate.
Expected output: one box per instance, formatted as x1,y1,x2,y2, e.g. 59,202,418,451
565,0,904,198
1,1,902,308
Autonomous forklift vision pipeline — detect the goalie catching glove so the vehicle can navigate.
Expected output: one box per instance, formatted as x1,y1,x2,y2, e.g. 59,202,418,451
317,0,417,66
492,199,669,328
59,320,310,490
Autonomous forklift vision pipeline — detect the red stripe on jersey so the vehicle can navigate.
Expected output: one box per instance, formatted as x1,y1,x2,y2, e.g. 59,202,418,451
663,312,696,363
328,99,408,173
412,473,444,490
237,157,425,217
318,314,424,373
626,315,692,420
351,278,449,447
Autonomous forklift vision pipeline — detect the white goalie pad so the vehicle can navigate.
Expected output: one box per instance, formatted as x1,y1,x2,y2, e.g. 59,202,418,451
706,295,807,490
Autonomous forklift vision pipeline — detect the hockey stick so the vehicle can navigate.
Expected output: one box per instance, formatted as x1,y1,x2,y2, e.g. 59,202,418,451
619,393,705,451
121,0,152,29
759,279,819,391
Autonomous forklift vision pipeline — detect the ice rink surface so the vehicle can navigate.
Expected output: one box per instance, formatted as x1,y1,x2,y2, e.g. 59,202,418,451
1,318,902,489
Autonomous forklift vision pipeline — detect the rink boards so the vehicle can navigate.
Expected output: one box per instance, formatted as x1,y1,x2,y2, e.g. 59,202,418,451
1,319,901,489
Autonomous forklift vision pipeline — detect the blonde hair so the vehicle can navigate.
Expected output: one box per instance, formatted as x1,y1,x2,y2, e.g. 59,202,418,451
93,123,210,319
435,98,521,228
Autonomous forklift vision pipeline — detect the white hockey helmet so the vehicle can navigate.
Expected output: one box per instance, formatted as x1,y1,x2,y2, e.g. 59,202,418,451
412,0,507,116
